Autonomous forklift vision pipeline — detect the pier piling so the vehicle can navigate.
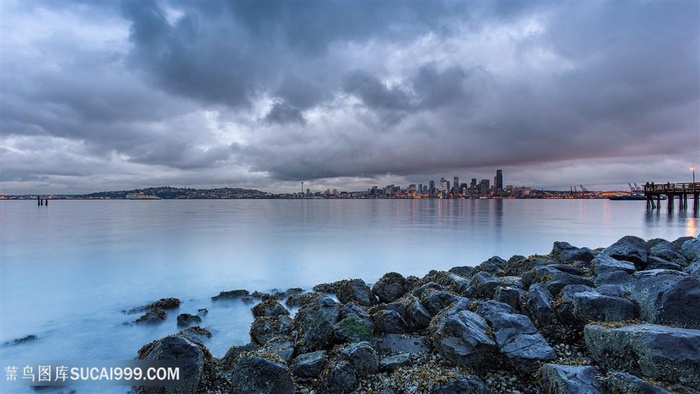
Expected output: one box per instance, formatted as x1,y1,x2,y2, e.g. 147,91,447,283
644,182,700,212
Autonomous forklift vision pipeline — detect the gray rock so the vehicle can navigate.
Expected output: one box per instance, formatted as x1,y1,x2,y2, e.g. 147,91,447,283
250,315,292,345
601,235,649,267
176,313,202,328
603,371,675,394
319,360,357,394
594,269,634,288
399,295,432,331
252,299,290,318
626,269,700,328
646,256,682,271
379,353,412,371
417,287,460,316
370,308,409,334
337,278,376,307
591,255,636,275
231,352,296,394
523,265,593,296
649,239,688,267
285,292,321,308
539,364,601,394
376,334,429,354
135,308,166,324
137,335,214,394
221,343,258,371
259,336,295,362
180,326,212,343
334,314,375,343
551,241,595,263
681,236,700,262
429,299,500,371
340,341,378,377
292,296,341,354
494,286,524,311
291,350,327,379
526,284,558,336
570,291,637,323
372,272,408,303
467,271,505,299
212,289,249,301
431,376,488,394
476,301,555,373
684,260,700,279
422,271,472,294
584,323,700,386
448,265,475,277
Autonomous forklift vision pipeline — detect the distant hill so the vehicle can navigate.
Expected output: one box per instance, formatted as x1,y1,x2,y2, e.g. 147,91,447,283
79,186,273,199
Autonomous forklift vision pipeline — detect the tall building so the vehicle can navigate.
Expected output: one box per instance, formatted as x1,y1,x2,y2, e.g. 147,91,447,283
429,180,436,196
439,177,449,193
479,179,490,196
453,176,459,198
495,170,503,193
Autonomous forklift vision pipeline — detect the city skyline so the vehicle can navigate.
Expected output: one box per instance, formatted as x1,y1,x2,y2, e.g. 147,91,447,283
2,1,698,195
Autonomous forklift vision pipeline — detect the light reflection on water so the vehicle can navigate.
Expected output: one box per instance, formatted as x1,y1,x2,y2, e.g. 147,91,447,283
0,199,696,393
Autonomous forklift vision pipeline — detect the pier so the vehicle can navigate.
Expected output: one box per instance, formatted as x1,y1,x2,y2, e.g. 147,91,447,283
644,182,700,212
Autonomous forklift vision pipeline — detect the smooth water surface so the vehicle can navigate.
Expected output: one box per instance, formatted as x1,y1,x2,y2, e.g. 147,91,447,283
1,199,696,392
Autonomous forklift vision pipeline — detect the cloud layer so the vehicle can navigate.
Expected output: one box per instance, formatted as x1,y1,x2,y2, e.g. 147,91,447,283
2,0,698,194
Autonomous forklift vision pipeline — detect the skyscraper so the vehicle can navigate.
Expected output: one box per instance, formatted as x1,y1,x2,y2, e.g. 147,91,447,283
495,170,503,194
453,176,459,198
429,180,436,196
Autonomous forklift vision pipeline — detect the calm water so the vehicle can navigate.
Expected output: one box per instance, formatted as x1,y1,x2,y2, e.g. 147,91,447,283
1,199,697,392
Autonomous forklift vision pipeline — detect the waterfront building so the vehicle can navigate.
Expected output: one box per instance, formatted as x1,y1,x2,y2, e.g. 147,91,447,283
453,176,459,198
496,170,503,193
429,180,436,196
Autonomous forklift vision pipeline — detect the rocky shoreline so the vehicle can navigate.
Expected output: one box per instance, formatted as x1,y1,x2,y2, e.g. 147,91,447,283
133,235,700,394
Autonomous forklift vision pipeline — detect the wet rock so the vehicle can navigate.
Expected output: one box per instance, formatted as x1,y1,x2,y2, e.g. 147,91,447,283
259,336,295,362
526,284,558,336
250,315,292,345
539,364,601,394
176,313,202,327
551,241,595,263
221,343,258,371
252,298,290,318
372,272,408,303
684,260,700,279
415,285,460,316
399,295,432,331
584,323,700,386
570,290,637,323
231,352,296,394
429,299,500,371
591,255,636,275
319,360,357,394
601,235,649,268
335,314,375,343
291,350,327,379
135,308,166,324
646,256,682,271
494,286,523,311
4,335,38,346
379,353,411,371
475,256,508,276
211,289,249,301
603,371,675,394
448,265,475,277
594,269,634,288
649,239,688,267
137,334,221,394
431,376,488,394
626,269,700,328
292,296,341,354
313,280,343,294
180,326,212,342
337,278,376,307
680,236,700,262
340,341,378,377
285,292,320,308
370,307,409,334
467,271,506,299
523,266,593,296
421,270,471,294
476,301,555,373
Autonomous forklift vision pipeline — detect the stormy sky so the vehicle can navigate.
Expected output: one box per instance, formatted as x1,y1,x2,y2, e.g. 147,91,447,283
2,0,698,194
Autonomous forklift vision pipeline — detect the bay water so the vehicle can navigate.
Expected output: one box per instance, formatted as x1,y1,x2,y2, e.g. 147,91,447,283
1,198,697,392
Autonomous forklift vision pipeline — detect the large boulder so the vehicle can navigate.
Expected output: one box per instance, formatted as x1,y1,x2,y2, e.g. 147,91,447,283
399,295,432,331
337,279,376,307
539,364,601,394
526,284,558,337
467,271,506,299
601,235,649,267
372,272,408,303
649,239,688,267
476,301,555,373
231,352,296,394
681,236,700,262
551,241,595,263
250,315,292,345
292,296,341,354
431,376,488,394
136,334,221,394
414,283,460,316
625,269,700,328
252,299,289,318
429,299,500,371
370,306,409,334
421,271,471,295
602,371,675,394
591,255,636,276
318,359,357,394
584,323,700,387
290,350,327,379
334,303,375,343
340,341,378,377
569,290,637,323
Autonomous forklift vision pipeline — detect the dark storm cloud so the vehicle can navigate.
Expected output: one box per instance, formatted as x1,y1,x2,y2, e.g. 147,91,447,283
2,0,698,194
